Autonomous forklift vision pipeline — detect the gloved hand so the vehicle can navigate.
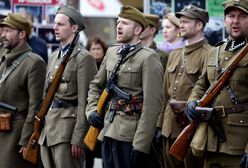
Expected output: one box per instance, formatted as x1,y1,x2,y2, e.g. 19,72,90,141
88,111,104,129
154,127,163,145
131,149,147,168
240,153,248,168
184,101,198,121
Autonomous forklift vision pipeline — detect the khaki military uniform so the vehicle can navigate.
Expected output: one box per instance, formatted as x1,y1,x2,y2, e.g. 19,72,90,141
157,39,211,168
86,43,163,154
38,42,98,168
189,41,248,167
0,43,46,168
150,41,169,70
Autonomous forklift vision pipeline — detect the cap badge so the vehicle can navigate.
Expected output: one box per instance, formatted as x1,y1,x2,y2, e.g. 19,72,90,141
234,0,240,5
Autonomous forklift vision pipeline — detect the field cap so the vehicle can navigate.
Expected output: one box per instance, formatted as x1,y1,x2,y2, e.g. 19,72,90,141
57,5,85,31
118,5,147,29
143,13,160,30
0,13,32,36
223,0,248,14
176,5,209,25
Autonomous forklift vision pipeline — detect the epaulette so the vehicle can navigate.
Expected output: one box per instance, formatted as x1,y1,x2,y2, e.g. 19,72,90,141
215,40,226,47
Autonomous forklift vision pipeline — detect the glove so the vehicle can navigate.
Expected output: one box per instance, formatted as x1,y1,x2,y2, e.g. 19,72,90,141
88,111,104,129
154,127,163,145
184,101,198,121
131,149,147,168
240,153,248,168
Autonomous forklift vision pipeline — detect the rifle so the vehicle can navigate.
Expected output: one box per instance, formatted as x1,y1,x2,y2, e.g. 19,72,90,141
84,46,132,151
169,44,248,161
24,32,79,165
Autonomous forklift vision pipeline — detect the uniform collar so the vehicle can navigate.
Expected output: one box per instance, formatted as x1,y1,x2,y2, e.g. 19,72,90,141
184,38,208,54
225,36,247,52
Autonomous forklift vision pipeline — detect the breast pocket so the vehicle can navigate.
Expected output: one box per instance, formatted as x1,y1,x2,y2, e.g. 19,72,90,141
58,71,71,94
231,61,248,81
118,65,141,87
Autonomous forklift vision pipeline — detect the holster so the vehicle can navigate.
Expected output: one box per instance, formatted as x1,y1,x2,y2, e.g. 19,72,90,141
0,112,12,131
169,100,188,128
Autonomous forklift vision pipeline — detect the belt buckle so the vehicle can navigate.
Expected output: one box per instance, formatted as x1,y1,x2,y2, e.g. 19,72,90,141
215,106,225,117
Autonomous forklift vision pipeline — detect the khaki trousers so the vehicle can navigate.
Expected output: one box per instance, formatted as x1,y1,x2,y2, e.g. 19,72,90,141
40,142,84,168
163,136,204,168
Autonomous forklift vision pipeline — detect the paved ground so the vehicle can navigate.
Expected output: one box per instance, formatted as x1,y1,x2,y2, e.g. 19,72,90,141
93,158,102,168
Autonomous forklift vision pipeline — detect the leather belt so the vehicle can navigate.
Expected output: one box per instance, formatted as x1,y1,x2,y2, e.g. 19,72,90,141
12,112,27,121
110,97,143,115
51,99,78,109
215,102,248,117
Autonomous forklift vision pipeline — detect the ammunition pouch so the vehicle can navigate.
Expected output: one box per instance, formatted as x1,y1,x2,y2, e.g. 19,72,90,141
110,97,143,115
169,100,188,128
0,112,11,131
196,107,226,142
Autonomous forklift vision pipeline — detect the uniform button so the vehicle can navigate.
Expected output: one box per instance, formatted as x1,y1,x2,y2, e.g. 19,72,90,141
178,73,182,75
55,66,58,69
173,95,176,98
175,80,178,83
240,120,243,124
62,77,65,80
181,65,184,68
72,114,75,117
174,87,177,90
224,57,229,61
50,76,53,79
128,67,131,70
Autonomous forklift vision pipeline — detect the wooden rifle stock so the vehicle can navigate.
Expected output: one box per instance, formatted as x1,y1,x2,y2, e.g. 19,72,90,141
169,44,248,161
84,45,132,151
24,32,79,164
83,89,109,151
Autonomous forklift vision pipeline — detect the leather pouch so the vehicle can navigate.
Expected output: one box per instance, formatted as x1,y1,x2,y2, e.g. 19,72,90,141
0,113,12,131
169,100,188,128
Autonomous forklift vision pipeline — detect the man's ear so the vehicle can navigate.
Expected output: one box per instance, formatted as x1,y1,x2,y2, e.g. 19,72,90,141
72,24,79,33
18,30,27,40
134,25,143,35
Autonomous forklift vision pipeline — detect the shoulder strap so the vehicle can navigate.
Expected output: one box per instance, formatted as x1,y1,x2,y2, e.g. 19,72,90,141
0,51,30,84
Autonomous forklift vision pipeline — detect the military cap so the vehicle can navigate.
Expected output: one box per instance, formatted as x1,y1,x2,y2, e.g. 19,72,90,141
0,13,32,36
176,5,209,25
143,13,160,30
223,0,248,14
164,13,180,27
118,6,147,29
57,5,85,31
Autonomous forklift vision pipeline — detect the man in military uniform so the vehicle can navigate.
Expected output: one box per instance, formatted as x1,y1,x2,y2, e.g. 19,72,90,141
86,6,163,168
185,0,248,167
0,13,46,168
38,6,98,168
140,13,169,70
156,5,212,168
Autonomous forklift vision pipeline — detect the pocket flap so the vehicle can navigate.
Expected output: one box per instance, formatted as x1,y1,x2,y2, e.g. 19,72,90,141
227,114,248,126
61,108,77,118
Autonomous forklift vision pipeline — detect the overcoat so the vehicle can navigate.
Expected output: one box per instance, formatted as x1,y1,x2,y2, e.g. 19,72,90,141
0,43,46,168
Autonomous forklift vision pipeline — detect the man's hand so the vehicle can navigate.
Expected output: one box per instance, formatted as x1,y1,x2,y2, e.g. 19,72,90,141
241,153,248,168
88,111,104,129
184,101,199,121
71,144,83,158
19,146,27,158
